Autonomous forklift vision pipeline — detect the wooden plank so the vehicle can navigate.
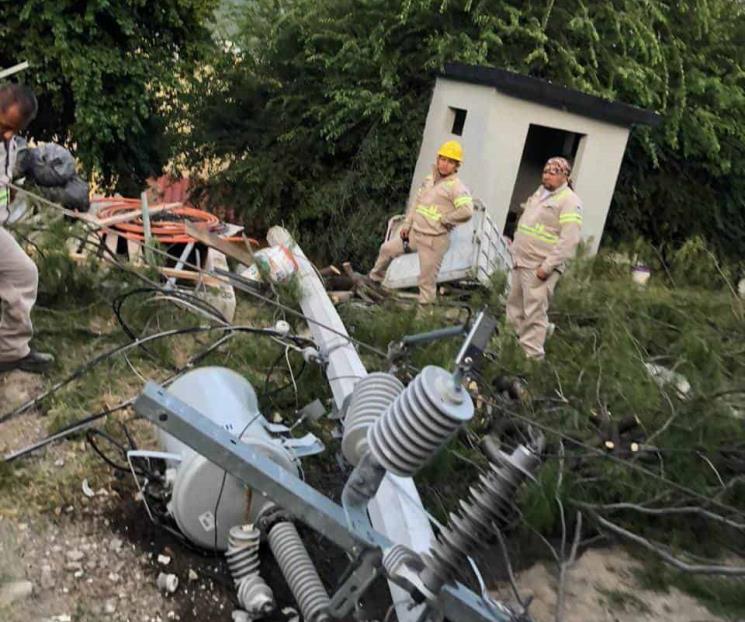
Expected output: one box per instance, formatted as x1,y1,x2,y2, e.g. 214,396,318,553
105,231,119,256
127,239,143,266
329,291,354,304
184,222,255,266
92,202,181,228
159,267,228,288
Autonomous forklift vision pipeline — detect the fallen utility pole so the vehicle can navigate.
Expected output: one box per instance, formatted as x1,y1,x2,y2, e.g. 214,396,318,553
266,226,432,622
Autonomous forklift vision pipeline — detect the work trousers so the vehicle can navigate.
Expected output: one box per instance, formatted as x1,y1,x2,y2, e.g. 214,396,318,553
505,267,560,359
0,226,37,362
369,231,450,304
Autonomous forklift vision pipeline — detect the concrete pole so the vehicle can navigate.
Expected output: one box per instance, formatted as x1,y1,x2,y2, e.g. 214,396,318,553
266,227,432,622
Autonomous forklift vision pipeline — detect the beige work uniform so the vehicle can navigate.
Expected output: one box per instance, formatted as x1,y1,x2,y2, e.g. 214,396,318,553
0,137,37,362
369,167,473,304
506,183,582,359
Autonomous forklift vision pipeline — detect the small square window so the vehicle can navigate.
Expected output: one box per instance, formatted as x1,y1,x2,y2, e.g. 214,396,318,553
449,107,467,136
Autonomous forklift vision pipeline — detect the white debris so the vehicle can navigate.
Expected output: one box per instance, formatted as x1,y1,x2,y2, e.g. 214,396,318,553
156,572,179,593
281,606,300,622
41,564,55,589
0,580,34,606
644,362,692,398
157,554,172,566
81,479,96,498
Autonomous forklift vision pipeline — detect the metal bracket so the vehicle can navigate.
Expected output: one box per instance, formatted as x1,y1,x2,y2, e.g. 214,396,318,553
328,547,383,618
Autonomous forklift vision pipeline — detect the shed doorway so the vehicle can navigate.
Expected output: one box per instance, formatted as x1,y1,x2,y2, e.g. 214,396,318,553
503,124,584,238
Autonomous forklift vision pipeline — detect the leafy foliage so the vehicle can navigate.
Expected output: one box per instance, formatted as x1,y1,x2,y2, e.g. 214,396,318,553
0,0,218,193
175,0,745,265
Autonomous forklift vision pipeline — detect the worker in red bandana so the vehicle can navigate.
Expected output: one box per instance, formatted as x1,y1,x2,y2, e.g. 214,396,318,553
506,157,582,359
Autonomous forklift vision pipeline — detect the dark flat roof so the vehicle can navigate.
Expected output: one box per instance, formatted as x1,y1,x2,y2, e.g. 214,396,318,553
442,63,661,128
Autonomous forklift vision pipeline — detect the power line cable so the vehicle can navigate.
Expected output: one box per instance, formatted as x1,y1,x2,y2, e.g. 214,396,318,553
0,324,313,425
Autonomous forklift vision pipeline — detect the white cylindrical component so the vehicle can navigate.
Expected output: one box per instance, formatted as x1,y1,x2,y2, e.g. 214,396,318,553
267,522,330,622
342,372,404,466
156,573,179,593
225,525,275,616
237,575,275,617
226,525,262,584
159,367,299,551
367,366,474,477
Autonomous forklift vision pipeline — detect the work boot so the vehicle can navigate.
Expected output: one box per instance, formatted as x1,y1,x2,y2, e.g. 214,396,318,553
0,350,55,374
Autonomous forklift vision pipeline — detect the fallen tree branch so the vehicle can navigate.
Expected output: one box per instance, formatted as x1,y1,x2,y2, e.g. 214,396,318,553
575,500,745,530
591,513,745,576
556,511,582,622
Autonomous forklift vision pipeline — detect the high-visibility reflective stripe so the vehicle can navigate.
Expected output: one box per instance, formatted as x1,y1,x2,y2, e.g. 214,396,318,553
518,224,559,244
416,205,441,221
453,195,472,208
0,187,8,206
553,188,572,201
559,213,582,224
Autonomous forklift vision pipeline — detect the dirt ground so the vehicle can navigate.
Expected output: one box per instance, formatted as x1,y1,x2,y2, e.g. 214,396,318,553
491,547,731,622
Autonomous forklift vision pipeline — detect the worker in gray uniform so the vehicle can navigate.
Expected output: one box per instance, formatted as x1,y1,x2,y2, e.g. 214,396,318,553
0,83,54,373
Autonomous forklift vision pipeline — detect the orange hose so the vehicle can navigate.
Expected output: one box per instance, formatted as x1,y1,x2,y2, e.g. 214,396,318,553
91,197,258,246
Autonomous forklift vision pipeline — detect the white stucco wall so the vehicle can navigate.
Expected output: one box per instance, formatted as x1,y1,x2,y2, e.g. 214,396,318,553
411,77,632,254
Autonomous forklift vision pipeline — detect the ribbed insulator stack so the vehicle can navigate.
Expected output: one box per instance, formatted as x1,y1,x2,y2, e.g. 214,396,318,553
342,372,404,466
225,524,275,616
367,366,474,477
236,575,274,616
422,445,541,593
226,525,262,583
267,521,330,622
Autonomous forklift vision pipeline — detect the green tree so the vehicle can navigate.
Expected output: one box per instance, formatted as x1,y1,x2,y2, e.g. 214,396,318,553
0,0,219,193
176,0,745,264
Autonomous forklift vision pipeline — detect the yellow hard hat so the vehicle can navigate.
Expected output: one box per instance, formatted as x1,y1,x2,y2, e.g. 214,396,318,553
437,140,464,163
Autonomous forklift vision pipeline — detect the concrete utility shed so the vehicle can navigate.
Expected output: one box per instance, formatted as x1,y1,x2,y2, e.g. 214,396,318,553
410,63,661,253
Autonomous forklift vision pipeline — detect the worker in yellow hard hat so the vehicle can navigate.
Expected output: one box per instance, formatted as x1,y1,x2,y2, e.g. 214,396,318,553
368,140,473,304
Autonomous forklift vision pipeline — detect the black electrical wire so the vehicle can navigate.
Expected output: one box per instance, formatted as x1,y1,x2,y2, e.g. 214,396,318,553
85,428,161,478
112,287,228,343
3,332,235,463
0,324,315,426
111,286,228,369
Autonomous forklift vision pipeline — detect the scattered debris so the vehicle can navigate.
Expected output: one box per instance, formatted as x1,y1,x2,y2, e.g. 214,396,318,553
157,554,172,566
0,580,34,607
156,573,179,594
644,362,692,398
81,478,96,498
